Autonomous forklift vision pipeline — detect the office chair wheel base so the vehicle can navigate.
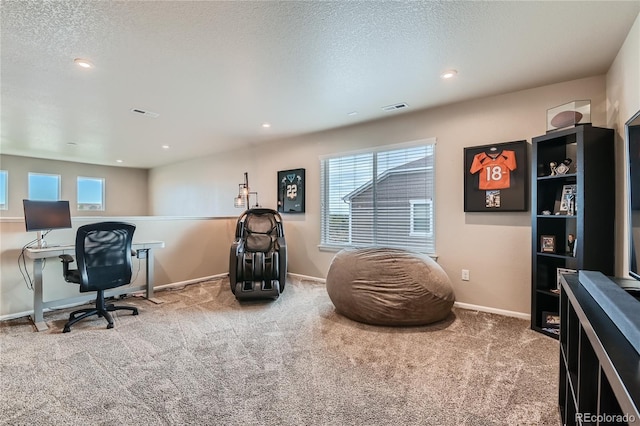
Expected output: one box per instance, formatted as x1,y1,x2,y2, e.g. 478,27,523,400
63,326,71,333
133,310,139,316
107,323,114,329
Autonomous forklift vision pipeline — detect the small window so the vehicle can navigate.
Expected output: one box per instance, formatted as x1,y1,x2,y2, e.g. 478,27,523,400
77,176,105,211
28,172,60,201
410,199,433,236
0,170,7,210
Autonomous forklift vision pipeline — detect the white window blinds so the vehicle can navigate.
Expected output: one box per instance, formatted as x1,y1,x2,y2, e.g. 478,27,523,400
320,140,436,253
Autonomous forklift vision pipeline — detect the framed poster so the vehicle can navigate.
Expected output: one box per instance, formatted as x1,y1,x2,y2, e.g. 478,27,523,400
277,168,305,213
463,140,528,212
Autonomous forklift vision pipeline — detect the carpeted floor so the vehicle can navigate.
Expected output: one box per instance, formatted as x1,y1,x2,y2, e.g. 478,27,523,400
0,277,560,425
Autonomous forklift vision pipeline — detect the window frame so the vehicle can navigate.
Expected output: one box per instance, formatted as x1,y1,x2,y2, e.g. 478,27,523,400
77,176,105,211
0,170,7,210
319,138,436,254
28,172,61,201
409,199,433,237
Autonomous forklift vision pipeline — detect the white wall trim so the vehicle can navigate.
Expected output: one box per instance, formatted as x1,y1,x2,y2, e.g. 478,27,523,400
0,273,530,323
288,272,531,320
154,274,228,291
0,274,229,323
287,272,326,282
453,301,530,320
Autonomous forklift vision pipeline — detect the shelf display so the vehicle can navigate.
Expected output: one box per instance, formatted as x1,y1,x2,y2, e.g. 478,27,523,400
530,124,614,338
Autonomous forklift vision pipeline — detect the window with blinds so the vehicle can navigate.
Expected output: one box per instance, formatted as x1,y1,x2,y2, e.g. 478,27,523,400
320,139,436,253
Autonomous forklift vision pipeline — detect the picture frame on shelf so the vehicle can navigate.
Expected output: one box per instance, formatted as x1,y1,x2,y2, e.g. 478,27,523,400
558,184,577,215
542,311,560,329
540,235,556,253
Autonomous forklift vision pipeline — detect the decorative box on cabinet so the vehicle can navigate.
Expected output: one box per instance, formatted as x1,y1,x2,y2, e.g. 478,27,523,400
531,124,614,338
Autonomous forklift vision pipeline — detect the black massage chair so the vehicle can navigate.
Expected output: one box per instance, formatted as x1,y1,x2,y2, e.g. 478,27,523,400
229,208,287,300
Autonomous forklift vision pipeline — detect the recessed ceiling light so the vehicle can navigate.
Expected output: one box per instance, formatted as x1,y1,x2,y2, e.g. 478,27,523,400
162,145,170,149
116,159,123,163
441,69,458,79
74,58,94,69
262,122,271,128
347,111,358,116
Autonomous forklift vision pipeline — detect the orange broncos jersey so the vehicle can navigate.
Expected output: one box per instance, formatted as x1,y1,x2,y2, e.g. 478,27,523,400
470,150,517,190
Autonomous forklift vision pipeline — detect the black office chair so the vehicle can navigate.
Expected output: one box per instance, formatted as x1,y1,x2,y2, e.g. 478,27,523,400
229,208,287,300
59,222,138,332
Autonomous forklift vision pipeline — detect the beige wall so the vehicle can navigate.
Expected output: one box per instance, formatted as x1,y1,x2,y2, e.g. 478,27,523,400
0,155,237,317
0,216,235,317
606,12,640,278
0,154,149,217
3,12,637,319
150,75,610,316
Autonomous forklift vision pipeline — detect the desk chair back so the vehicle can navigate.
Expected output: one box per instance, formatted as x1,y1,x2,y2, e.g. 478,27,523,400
76,222,135,292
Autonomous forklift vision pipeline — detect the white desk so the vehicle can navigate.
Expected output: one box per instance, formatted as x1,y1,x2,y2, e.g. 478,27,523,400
25,240,165,332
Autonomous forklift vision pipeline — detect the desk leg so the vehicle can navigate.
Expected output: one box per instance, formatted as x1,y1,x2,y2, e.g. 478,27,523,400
30,259,48,332
144,248,162,304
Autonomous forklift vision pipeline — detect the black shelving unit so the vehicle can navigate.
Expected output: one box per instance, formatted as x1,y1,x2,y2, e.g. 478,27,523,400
531,125,614,338
559,273,639,425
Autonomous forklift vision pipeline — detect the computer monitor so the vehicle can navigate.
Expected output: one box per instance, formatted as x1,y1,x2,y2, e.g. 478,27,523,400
23,200,72,248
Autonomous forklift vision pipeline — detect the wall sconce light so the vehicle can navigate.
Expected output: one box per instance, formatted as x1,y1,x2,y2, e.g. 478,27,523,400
234,172,260,209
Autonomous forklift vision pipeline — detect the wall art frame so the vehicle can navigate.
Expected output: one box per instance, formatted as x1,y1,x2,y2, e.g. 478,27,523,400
277,168,305,214
463,140,528,212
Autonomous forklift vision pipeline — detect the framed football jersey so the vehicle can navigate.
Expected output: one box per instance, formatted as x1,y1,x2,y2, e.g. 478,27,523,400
277,168,305,213
464,140,528,212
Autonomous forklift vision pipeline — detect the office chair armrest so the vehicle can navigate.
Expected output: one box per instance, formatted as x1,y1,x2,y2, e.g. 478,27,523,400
59,254,74,263
59,254,75,279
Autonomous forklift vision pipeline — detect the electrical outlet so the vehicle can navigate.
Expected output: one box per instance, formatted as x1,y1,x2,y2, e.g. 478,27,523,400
461,269,470,281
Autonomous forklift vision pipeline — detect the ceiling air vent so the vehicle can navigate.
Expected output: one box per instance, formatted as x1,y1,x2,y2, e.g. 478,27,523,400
131,108,159,118
381,103,408,112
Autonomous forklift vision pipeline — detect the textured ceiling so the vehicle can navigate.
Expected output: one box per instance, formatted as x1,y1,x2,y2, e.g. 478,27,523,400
2,1,639,168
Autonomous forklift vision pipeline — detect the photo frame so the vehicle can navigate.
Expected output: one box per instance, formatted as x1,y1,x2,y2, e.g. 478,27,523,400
463,140,528,212
542,311,560,328
540,235,556,253
557,184,577,214
277,168,305,213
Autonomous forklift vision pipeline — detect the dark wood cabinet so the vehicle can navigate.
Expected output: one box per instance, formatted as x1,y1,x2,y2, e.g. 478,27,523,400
531,125,615,338
559,273,639,425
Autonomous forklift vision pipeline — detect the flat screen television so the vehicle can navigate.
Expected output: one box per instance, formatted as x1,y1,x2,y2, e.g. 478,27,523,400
23,199,72,247
626,110,640,281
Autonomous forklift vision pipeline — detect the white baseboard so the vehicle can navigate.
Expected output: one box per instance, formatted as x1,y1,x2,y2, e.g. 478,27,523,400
0,274,230,323
0,273,530,323
287,273,530,320
287,272,326,283
453,301,530,320
153,273,228,291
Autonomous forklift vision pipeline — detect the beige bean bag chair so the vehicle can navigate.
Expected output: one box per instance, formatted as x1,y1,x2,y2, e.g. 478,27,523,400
326,248,455,326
